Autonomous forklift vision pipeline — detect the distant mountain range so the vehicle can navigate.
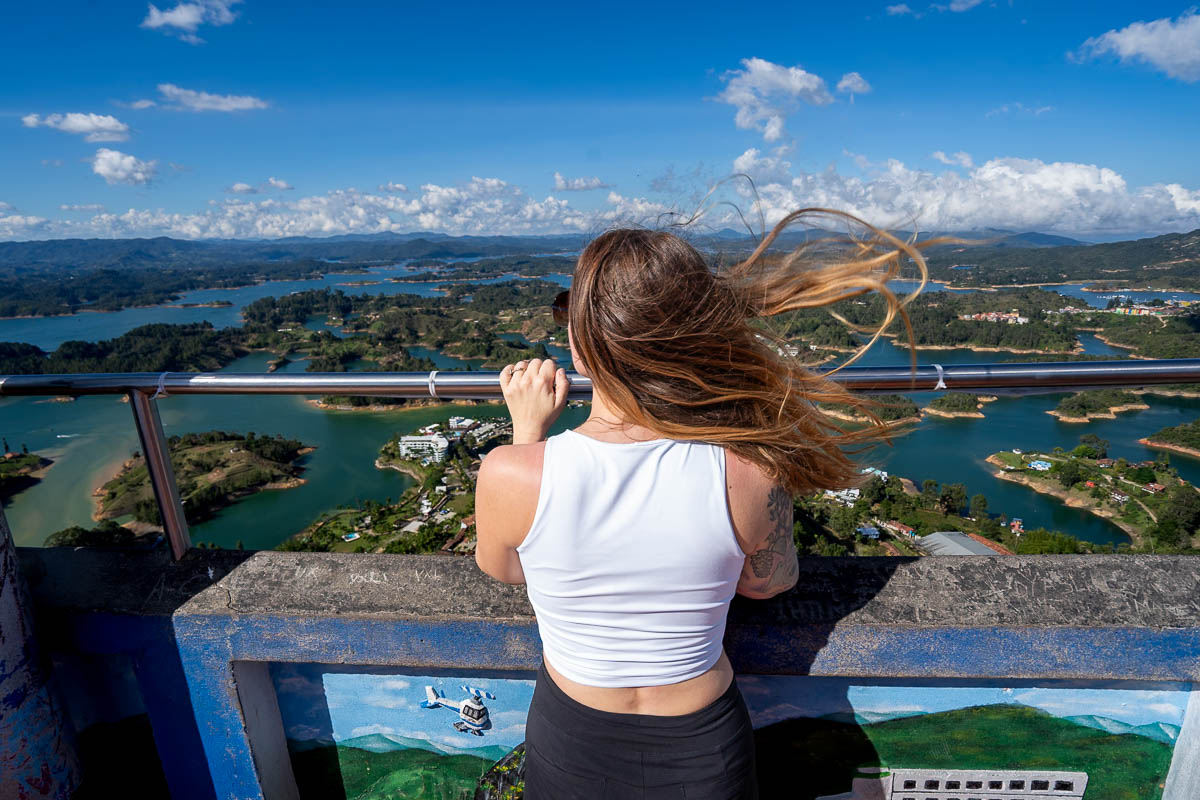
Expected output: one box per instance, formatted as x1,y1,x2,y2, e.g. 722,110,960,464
2,226,1197,291
819,705,1180,744
1064,715,1180,745
337,731,512,763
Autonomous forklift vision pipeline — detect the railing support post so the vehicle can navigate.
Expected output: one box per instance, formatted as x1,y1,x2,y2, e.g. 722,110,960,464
128,390,191,560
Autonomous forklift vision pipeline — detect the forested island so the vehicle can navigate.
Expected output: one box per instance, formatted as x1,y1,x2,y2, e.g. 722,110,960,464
93,431,313,526
924,393,994,418
1047,389,1148,422
1140,420,1200,459
1,447,53,503
820,394,921,425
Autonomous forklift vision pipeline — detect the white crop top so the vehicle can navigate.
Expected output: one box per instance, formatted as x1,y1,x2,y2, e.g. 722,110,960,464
515,429,747,688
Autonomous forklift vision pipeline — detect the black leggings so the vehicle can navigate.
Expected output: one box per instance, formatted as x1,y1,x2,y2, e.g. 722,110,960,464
524,663,759,800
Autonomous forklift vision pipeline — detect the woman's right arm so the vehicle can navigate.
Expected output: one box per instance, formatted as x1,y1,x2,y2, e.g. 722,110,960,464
726,453,799,599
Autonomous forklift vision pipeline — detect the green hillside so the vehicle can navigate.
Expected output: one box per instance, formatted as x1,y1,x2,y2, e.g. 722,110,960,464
290,741,494,800
754,704,1172,800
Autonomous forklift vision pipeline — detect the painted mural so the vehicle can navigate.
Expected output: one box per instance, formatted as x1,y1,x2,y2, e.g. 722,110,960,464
272,666,1191,800
273,663,535,800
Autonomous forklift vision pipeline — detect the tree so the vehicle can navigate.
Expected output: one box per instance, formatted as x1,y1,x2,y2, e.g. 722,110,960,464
1055,461,1083,488
969,493,989,520
921,479,940,509
830,505,860,538
861,476,886,506
1079,433,1109,459
21,443,28,454
2,438,8,453
939,483,968,515
1161,485,1200,536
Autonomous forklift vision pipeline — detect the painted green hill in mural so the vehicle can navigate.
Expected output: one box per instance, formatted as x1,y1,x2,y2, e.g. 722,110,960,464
755,704,1173,800
340,732,511,762
288,739,498,800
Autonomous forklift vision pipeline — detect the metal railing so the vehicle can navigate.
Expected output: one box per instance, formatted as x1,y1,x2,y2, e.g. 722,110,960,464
5,358,1200,560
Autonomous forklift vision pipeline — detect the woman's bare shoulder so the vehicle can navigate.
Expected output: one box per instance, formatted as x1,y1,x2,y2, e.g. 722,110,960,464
479,441,546,491
476,441,548,548
724,449,777,494
723,449,784,554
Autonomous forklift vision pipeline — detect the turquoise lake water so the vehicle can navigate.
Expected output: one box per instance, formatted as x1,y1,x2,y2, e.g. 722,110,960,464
2,266,1198,549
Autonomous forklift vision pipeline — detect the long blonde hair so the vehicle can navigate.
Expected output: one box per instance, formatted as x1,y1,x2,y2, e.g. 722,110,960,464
569,208,934,495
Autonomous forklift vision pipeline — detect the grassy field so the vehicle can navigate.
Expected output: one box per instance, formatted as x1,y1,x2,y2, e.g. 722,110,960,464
289,742,494,800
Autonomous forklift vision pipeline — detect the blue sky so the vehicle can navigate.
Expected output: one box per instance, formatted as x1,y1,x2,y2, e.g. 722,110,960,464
3,1,1199,239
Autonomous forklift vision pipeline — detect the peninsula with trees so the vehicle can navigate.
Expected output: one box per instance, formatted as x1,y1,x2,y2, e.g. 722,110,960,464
1139,419,1200,460
986,442,1199,551
94,431,313,527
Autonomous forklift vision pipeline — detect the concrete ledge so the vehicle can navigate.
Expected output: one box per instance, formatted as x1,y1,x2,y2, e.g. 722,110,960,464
19,548,1200,680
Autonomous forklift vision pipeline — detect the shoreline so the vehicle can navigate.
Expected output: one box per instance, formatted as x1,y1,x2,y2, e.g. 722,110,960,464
923,395,996,419
820,407,922,426
923,407,985,419
306,397,503,413
1138,438,1200,460
985,455,1140,546
1135,388,1200,399
878,331,1079,355
1045,402,1149,423
374,458,426,481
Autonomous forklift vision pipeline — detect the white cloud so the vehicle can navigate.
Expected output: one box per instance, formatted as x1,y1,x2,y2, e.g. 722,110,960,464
716,57,833,142
986,102,1054,117
380,679,411,690
728,150,1200,236
349,723,395,738
734,147,794,185
141,0,241,44
91,148,157,185
932,150,974,168
888,0,983,18
843,149,872,169
21,112,130,142
60,203,106,212
0,202,12,213
157,83,268,112
1078,10,1200,82
0,214,49,238
129,99,157,110
836,72,872,96
553,172,613,191
267,176,293,190
12,156,1200,242
379,181,408,193
226,182,258,194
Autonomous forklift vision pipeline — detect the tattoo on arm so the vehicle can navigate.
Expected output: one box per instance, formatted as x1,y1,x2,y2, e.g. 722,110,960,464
748,486,796,588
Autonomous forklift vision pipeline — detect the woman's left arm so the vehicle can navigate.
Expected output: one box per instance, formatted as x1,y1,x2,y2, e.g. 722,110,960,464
475,358,570,583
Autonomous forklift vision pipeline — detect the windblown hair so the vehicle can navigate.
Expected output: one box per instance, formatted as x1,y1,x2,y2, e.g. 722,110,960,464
569,209,937,495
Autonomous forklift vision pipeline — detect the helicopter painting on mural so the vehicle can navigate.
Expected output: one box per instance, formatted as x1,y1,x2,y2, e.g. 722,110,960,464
421,684,496,736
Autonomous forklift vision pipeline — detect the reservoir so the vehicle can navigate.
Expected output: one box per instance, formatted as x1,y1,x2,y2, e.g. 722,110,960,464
3,265,1198,550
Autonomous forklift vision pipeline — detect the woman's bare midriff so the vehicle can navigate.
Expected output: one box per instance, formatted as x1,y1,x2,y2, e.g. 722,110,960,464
543,650,735,716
